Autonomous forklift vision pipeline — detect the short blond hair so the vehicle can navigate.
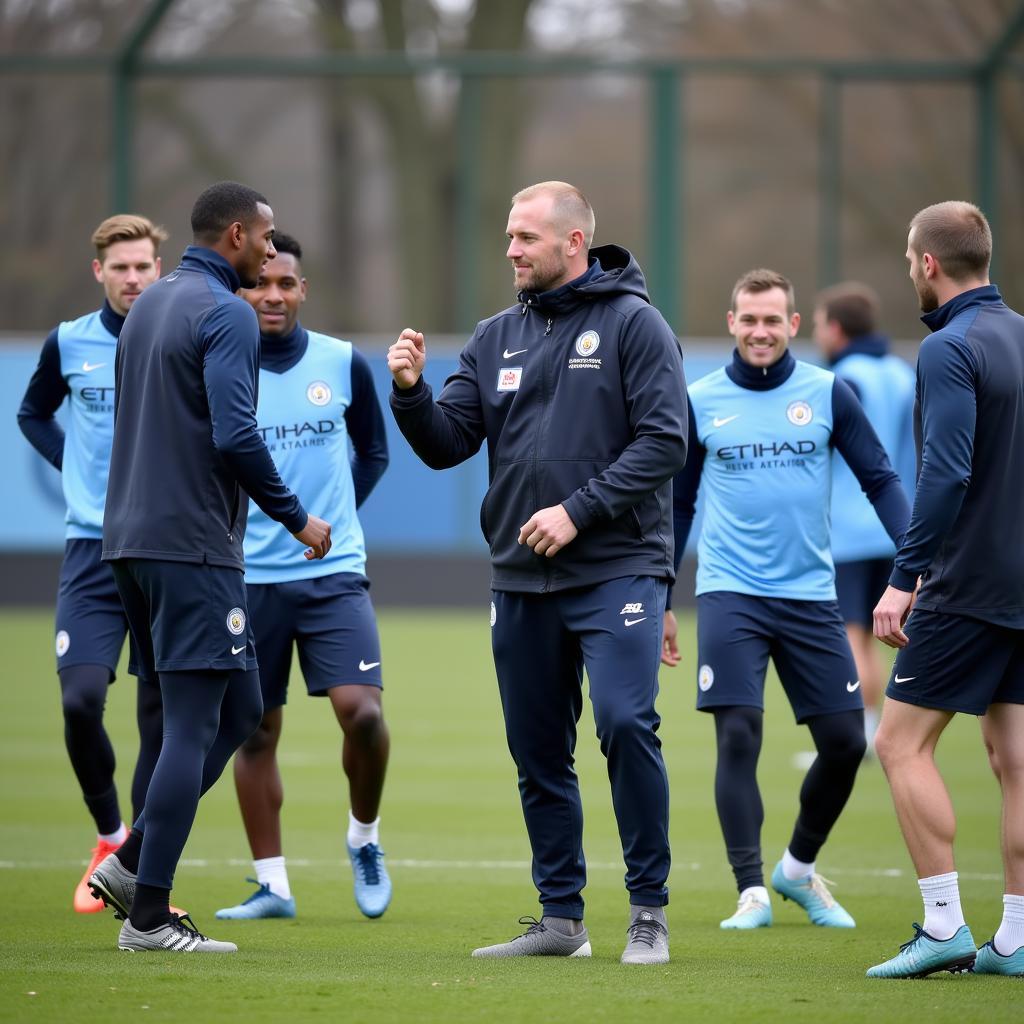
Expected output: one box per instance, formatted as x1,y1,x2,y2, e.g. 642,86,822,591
909,201,991,281
511,181,595,248
731,267,796,315
91,214,169,262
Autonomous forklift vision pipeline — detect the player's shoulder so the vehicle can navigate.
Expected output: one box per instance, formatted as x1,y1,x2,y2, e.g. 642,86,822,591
57,307,107,340
688,365,729,397
306,328,352,355
790,358,834,387
475,303,526,339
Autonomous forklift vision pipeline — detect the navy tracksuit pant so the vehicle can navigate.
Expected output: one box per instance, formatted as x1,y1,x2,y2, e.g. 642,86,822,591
490,575,670,918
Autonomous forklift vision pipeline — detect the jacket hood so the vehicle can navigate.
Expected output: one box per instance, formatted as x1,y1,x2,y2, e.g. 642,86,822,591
519,244,651,314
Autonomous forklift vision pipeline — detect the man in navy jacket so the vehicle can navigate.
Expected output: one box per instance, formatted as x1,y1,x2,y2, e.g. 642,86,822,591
869,201,1024,979
389,181,687,965
89,182,332,954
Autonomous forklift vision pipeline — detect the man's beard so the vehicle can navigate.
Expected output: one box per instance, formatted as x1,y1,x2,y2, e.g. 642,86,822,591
915,276,939,313
515,260,565,295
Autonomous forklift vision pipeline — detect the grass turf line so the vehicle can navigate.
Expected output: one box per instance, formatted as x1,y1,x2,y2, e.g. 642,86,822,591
0,608,1016,1023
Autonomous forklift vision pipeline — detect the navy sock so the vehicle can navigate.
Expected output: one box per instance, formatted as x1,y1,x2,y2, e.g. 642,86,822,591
130,882,171,931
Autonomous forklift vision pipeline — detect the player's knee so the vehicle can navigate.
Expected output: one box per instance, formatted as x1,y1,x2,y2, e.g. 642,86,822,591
873,722,902,770
715,708,762,759
239,713,279,755
593,702,648,743
61,685,105,724
338,697,384,743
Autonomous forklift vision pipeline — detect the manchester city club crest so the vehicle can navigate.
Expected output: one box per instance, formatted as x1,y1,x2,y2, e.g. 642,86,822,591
698,664,715,692
226,607,246,636
786,400,813,426
55,630,70,657
575,330,600,357
307,380,332,406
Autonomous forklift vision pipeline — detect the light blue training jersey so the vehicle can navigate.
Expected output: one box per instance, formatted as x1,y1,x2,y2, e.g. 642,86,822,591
58,311,119,540
829,350,916,562
689,360,838,600
244,330,365,583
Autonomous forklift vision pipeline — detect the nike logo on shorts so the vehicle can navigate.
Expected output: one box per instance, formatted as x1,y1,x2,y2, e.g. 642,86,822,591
893,674,916,684
623,617,647,627
230,644,246,655
846,680,861,692
359,660,380,672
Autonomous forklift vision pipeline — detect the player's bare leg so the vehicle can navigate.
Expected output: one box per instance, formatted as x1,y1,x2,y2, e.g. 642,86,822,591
846,623,885,749
974,702,1024,971
215,707,295,920
330,684,392,918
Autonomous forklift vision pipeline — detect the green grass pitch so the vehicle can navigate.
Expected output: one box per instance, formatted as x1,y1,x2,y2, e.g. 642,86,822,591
0,607,1017,1023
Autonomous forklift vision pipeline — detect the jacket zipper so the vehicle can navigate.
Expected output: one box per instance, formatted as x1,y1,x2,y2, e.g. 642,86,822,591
532,307,554,592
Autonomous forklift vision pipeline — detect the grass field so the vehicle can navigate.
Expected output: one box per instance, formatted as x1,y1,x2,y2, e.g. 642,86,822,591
0,607,1016,1023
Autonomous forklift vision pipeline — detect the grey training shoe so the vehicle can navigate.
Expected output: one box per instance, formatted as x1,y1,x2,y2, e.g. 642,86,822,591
471,916,592,958
88,852,136,920
621,908,669,965
118,913,237,953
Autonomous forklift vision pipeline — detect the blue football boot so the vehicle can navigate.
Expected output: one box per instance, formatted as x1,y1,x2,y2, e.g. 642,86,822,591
720,892,773,930
348,843,392,919
770,862,855,927
215,879,296,920
972,938,1024,976
867,923,976,978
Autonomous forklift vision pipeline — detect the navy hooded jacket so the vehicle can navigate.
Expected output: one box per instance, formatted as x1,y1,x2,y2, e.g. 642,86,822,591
391,244,688,593
103,246,307,571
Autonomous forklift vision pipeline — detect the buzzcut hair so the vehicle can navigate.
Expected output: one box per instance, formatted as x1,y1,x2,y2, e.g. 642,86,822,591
511,180,596,248
909,201,991,281
270,231,302,261
91,214,168,261
731,267,796,315
191,181,269,244
815,281,879,339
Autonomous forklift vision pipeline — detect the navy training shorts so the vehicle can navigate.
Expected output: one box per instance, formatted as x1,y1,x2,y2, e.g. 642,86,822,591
109,558,255,676
886,608,1024,715
55,538,136,679
834,557,893,631
245,572,382,711
696,591,863,723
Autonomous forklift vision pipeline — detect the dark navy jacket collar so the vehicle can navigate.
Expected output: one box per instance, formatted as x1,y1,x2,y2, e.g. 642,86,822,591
179,245,242,293
520,257,604,315
726,347,796,391
831,332,889,366
921,284,1002,333
100,300,126,338
260,323,308,374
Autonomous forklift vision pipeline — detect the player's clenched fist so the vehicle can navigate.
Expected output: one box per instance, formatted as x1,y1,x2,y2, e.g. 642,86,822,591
293,514,332,560
518,504,579,558
388,328,427,390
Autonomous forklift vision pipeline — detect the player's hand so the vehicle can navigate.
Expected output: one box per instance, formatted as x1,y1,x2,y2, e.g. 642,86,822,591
873,583,916,649
661,609,680,667
387,328,426,390
293,514,332,560
518,504,578,558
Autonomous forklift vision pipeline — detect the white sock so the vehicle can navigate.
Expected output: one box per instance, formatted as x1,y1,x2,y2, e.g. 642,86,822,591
347,812,380,849
740,885,770,906
994,893,1024,955
919,871,965,940
99,822,128,846
863,707,880,749
254,855,291,900
782,849,815,881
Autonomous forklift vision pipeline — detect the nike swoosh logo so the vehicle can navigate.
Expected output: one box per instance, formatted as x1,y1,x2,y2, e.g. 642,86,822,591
623,617,647,627
503,348,528,359
359,660,380,672
712,414,739,428
82,361,106,372
893,674,916,684
231,644,246,655
846,680,861,692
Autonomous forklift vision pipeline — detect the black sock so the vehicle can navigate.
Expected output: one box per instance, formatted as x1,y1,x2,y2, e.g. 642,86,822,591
713,706,765,893
115,827,144,874
130,882,171,931
788,710,866,862
83,783,121,838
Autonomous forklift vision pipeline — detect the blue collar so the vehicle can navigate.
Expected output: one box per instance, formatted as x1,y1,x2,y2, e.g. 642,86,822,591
921,284,1002,333
726,347,796,391
100,300,126,338
831,332,890,366
259,323,308,374
178,245,242,293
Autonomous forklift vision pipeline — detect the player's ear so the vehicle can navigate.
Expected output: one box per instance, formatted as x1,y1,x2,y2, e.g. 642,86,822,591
789,311,801,335
92,258,104,284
